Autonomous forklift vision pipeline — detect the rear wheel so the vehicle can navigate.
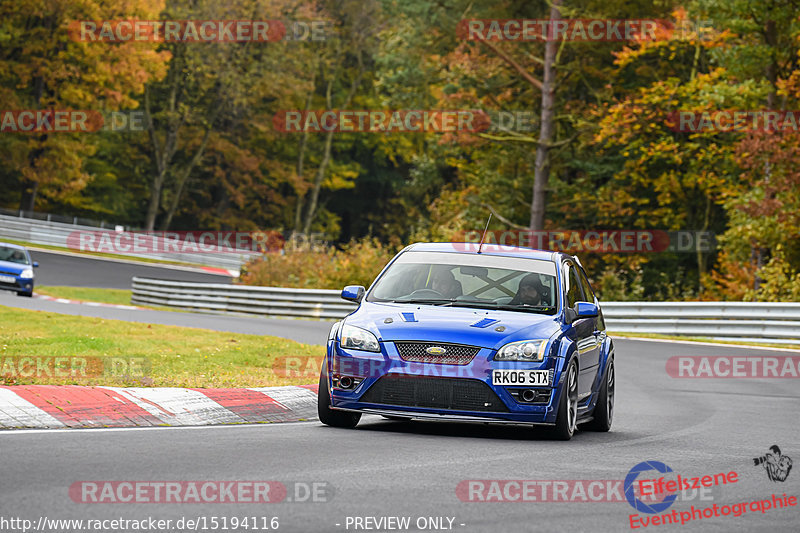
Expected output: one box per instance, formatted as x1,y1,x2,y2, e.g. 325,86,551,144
551,360,578,440
317,361,361,428
585,358,614,432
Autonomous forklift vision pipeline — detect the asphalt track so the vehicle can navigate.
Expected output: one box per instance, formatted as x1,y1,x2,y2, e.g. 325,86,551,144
26,250,232,288
0,291,330,345
1,323,798,531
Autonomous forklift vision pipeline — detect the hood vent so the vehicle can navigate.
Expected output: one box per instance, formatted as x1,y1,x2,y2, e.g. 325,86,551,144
470,318,499,328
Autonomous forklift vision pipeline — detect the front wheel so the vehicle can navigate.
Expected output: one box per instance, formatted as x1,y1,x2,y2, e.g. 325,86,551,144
550,359,578,440
18,290,33,297
317,361,361,428
585,358,614,432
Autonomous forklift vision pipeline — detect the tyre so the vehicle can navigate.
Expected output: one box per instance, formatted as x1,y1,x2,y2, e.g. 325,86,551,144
585,358,614,432
550,359,578,440
18,290,33,297
317,361,361,428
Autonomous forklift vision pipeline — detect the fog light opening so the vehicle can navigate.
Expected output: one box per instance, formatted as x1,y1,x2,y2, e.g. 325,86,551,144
521,389,536,402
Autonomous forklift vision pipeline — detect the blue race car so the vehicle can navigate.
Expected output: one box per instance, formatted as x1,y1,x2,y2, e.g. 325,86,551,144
318,242,614,440
0,243,39,297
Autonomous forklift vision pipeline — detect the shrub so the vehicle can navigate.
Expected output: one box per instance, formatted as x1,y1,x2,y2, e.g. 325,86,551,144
239,238,395,289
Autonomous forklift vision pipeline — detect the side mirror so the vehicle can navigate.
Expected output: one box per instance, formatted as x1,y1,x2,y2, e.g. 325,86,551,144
341,285,365,303
32,262,39,268
565,302,598,324
576,302,598,318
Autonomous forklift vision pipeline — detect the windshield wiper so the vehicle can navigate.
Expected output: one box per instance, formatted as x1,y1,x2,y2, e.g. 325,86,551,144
391,298,457,305
493,304,556,313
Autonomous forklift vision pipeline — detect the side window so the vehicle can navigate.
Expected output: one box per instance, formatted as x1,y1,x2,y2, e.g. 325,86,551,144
577,266,594,303
564,263,584,308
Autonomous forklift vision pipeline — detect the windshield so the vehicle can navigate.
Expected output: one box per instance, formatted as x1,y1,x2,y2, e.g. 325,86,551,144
367,251,558,314
0,246,30,265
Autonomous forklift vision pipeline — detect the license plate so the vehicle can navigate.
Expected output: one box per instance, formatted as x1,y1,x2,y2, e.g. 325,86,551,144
0,275,15,283
492,369,550,386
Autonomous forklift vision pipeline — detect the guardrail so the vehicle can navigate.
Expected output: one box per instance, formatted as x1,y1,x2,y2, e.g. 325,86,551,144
131,278,800,344
132,277,357,319
601,302,800,344
0,213,259,272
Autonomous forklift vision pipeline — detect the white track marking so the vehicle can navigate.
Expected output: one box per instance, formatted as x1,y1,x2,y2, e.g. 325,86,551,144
101,387,245,425
0,420,320,435
615,335,800,353
0,388,65,428
249,386,318,418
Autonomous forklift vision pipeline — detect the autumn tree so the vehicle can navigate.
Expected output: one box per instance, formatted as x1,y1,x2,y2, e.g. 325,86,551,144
0,0,169,213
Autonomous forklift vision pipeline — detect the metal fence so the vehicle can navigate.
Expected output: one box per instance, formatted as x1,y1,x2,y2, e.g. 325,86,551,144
132,277,356,319
0,212,260,272
131,278,800,344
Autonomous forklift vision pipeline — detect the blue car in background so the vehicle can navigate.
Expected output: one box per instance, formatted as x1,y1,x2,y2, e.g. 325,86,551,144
0,243,38,297
318,242,614,440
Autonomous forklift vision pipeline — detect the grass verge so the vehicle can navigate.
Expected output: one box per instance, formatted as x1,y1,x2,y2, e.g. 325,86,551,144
0,306,324,387
35,286,133,306
609,331,800,351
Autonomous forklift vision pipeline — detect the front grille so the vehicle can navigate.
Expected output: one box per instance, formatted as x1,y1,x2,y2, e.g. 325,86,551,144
395,342,479,365
361,376,508,412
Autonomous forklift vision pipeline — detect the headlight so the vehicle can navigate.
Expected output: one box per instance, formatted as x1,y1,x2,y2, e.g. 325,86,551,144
20,268,34,279
339,324,380,352
495,339,548,362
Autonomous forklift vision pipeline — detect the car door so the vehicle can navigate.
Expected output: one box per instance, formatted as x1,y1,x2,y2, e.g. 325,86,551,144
577,262,605,381
563,260,600,400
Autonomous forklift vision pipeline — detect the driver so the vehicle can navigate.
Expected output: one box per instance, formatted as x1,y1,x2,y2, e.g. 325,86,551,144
510,273,545,306
430,270,461,299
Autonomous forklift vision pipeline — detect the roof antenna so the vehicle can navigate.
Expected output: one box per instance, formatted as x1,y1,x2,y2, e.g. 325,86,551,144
477,212,492,254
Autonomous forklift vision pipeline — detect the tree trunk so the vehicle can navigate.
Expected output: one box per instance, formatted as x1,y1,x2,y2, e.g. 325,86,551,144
302,129,334,235
529,0,561,231
160,125,214,231
696,195,711,294
301,49,363,235
764,19,778,108
143,51,185,231
293,80,315,234
19,74,46,213
19,180,38,213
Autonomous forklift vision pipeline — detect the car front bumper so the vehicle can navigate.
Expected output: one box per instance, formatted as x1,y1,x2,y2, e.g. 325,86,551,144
328,342,566,425
0,275,33,293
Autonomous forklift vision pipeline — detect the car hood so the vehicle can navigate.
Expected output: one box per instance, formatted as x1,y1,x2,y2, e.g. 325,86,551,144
345,302,562,350
0,260,28,275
